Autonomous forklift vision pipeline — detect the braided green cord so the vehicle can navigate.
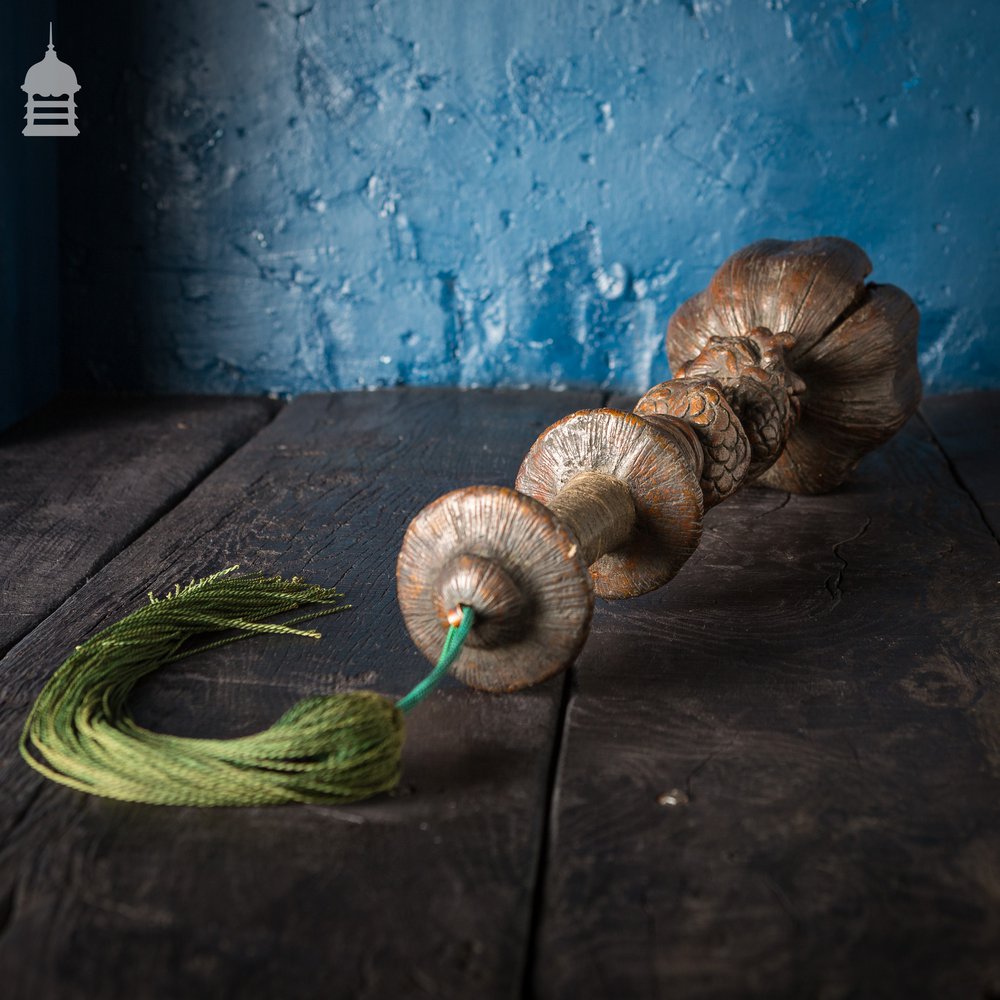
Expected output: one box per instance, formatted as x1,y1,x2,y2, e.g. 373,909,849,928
19,568,474,807
395,606,474,712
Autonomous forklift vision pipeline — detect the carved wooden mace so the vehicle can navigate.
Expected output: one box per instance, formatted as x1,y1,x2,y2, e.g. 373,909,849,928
396,237,922,692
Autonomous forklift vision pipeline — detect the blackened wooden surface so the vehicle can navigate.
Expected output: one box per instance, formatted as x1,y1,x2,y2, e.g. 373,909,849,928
0,395,276,656
530,394,1000,999
1,389,998,1000
0,389,599,1000
922,390,1000,541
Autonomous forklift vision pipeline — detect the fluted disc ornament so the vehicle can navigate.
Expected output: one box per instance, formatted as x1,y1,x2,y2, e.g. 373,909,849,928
396,486,593,692
666,237,921,493
516,409,704,599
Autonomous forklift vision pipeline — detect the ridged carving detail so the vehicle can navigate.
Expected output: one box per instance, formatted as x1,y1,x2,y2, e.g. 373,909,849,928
397,237,923,692
676,327,805,480
634,376,750,507
667,237,921,493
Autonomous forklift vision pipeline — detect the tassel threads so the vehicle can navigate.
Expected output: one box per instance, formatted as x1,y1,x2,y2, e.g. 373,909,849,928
20,568,473,807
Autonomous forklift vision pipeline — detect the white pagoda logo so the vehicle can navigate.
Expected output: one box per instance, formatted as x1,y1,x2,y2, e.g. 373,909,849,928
22,23,80,137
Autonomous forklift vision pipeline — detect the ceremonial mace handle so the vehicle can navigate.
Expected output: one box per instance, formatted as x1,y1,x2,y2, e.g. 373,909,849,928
396,238,922,693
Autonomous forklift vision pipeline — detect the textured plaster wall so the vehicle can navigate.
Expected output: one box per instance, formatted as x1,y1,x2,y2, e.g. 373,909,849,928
59,0,997,396
1,3,59,429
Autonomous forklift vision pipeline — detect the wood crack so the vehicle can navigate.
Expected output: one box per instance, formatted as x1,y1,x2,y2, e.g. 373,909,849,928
917,410,1000,550
756,491,791,518
825,516,873,605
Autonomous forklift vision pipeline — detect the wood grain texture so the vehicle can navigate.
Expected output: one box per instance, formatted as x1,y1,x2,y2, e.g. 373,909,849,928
922,391,1000,542
666,237,871,370
0,395,276,657
759,284,922,495
0,388,599,1000
531,393,1000,999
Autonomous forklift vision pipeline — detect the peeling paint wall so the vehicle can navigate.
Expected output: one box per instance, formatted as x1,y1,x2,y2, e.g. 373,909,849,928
59,0,998,396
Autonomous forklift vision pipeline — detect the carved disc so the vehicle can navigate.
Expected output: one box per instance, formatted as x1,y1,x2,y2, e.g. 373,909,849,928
666,236,872,372
516,409,703,600
757,283,921,493
666,238,921,494
396,485,593,693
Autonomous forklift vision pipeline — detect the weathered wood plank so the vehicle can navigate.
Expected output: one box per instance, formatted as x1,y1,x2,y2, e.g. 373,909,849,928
531,397,1000,999
0,395,276,656
922,390,1000,542
0,388,599,1000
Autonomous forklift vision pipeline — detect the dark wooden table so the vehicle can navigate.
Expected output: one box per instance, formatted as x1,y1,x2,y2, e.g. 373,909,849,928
0,389,997,1000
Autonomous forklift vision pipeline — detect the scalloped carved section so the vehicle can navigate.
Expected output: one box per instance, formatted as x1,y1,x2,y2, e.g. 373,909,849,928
676,328,805,480
634,377,750,507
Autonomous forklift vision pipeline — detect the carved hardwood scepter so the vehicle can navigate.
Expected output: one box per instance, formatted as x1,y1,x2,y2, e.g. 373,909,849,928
21,236,923,807
397,237,922,692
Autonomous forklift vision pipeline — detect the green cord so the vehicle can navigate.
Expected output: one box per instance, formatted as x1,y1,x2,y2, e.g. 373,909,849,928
396,606,474,712
20,568,475,807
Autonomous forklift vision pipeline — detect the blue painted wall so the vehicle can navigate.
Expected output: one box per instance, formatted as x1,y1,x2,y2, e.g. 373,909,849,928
59,0,997,397
1,4,59,429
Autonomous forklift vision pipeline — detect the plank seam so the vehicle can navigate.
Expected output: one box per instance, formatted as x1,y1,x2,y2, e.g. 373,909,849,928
917,409,1000,550
0,400,285,666
0,401,285,852
519,670,574,999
